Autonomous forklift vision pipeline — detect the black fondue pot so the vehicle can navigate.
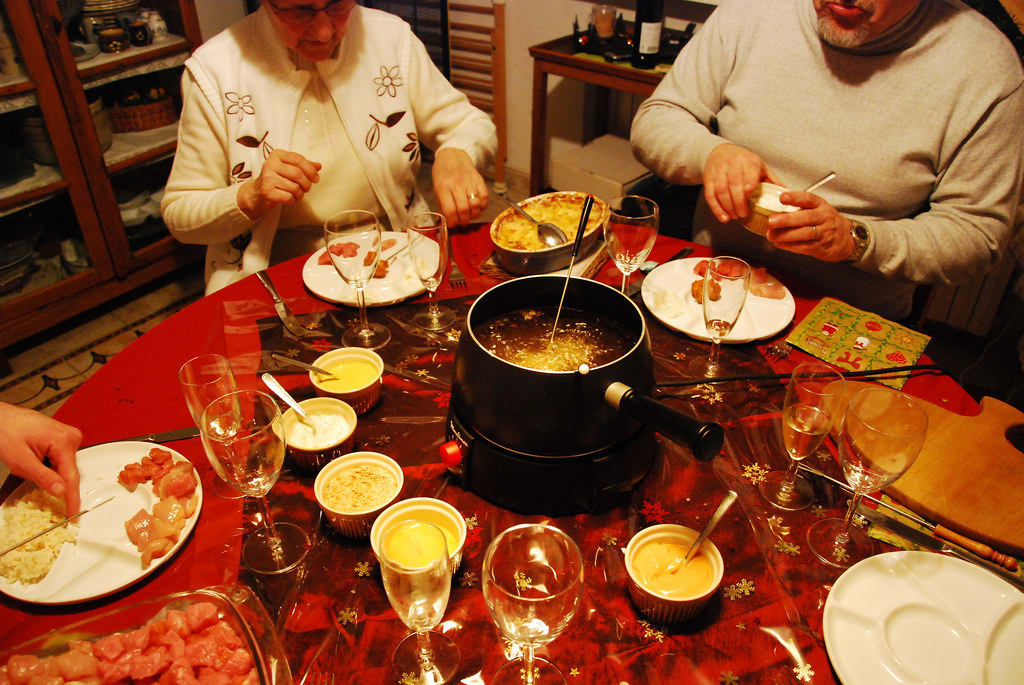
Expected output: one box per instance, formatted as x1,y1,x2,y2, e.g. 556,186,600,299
443,275,722,514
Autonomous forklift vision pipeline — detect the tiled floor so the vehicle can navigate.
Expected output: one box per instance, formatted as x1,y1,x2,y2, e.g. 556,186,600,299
3,165,1022,416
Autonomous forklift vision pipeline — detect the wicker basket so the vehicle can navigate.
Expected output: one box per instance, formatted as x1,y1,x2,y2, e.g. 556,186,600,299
108,97,176,132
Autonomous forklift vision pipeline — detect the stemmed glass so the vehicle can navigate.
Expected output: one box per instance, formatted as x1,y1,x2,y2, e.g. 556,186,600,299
379,519,459,684
689,256,751,378
482,524,584,685
759,362,846,510
603,195,659,294
199,389,310,574
177,353,243,500
807,386,928,568
324,209,391,349
407,212,456,330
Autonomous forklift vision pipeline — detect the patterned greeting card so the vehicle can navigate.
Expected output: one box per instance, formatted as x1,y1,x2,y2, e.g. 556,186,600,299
785,297,930,388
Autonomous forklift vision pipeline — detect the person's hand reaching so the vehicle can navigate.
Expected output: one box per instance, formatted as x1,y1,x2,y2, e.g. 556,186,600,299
703,143,782,223
236,149,322,219
0,403,82,515
431,148,488,227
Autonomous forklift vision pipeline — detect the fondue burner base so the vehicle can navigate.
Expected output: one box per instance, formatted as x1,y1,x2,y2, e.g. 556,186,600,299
445,413,657,515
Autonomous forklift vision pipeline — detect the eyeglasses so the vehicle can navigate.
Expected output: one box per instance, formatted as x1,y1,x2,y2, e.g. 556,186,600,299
264,0,356,23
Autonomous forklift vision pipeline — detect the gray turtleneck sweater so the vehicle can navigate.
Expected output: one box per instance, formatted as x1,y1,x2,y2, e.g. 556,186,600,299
631,0,1024,319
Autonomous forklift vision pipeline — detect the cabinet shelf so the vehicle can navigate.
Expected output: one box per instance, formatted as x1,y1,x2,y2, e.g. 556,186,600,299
77,35,189,85
0,164,67,216
0,78,37,114
104,121,178,172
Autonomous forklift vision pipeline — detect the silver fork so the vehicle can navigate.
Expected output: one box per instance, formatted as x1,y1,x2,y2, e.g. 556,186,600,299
447,237,467,288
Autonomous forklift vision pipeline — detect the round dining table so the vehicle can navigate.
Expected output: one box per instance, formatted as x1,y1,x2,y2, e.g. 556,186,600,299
0,222,987,684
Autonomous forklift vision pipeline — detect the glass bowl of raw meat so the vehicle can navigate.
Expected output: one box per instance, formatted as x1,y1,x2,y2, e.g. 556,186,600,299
0,585,291,685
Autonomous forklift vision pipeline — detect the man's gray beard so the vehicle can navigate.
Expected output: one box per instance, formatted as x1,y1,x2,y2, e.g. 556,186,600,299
817,16,871,47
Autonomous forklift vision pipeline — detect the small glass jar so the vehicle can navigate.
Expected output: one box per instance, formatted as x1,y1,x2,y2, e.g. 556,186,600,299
97,27,128,53
592,4,616,39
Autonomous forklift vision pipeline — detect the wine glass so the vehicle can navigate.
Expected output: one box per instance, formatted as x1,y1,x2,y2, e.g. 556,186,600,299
199,389,310,574
177,353,243,500
807,386,928,568
482,524,584,685
379,519,459,684
324,210,391,349
407,212,456,330
689,256,751,378
603,195,659,294
759,362,845,510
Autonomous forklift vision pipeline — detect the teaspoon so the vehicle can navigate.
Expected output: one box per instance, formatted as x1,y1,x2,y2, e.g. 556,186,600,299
496,191,568,247
803,171,837,194
261,372,313,427
668,490,738,572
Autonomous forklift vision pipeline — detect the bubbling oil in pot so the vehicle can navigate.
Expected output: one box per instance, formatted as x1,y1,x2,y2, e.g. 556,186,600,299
474,307,634,371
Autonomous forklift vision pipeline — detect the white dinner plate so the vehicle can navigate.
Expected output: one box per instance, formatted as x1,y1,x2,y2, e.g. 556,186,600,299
823,551,1024,685
0,442,203,605
303,231,426,307
640,257,795,343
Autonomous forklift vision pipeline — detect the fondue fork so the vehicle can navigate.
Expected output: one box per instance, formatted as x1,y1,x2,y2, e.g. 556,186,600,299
548,194,595,345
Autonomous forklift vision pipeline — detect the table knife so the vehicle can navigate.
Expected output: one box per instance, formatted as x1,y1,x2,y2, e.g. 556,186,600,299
857,506,1024,593
0,496,114,558
82,426,200,449
256,270,321,339
625,246,694,297
800,464,1018,571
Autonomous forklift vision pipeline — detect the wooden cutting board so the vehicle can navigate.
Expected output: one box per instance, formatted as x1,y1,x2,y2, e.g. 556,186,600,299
838,381,1024,558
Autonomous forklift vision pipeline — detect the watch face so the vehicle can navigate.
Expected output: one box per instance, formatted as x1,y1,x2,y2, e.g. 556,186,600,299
853,223,870,241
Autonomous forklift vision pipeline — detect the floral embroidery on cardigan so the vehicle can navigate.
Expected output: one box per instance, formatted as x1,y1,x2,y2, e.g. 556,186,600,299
230,131,274,183
402,131,420,163
224,92,255,121
365,111,405,151
374,66,402,97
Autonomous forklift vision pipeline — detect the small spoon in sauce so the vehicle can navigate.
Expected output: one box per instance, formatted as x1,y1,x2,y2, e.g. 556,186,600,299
261,373,315,432
271,353,342,383
668,490,738,572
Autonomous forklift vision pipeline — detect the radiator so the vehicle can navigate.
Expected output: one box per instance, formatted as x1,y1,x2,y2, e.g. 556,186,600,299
922,248,1018,337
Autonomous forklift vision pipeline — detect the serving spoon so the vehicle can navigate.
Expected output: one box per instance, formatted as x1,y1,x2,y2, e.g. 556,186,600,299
667,490,738,572
496,191,568,247
261,372,313,429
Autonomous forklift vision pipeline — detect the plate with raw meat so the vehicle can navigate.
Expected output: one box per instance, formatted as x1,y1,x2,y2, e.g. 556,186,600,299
641,257,796,343
0,442,202,605
303,231,426,306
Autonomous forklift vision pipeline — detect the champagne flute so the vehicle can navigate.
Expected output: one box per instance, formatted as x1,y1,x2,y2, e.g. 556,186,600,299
807,387,928,568
324,210,391,349
407,212,456,330
482,524,584,685
759,362,845,510
379,519,459,684
689,256,751,378
177,353,243,500
603,195,659,294
199,390,310,574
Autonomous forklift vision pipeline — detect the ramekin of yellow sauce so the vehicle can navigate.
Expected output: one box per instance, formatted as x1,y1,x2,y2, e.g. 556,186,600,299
310,348,384,414
624,524,724,623
371,497,467,573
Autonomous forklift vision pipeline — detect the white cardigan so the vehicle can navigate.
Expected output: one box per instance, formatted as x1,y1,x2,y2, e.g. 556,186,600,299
162,6,496,293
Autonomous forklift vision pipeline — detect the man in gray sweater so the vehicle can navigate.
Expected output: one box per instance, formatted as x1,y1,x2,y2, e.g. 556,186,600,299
631,0,1024,320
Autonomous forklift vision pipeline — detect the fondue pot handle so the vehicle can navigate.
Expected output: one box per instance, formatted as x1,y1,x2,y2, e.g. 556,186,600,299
605,382,724,461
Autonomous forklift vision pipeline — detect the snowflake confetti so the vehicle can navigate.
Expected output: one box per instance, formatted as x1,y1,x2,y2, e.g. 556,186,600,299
569,667,580,676
640,499,669,523
720,673,739,685
464,515,478,530
445,329,461,342
809,505,826,518
736,622,746,630
432,393,450,409
638,620,666,642
336,607,358,626
354,561,371,577
601,531,618,548
852,513,869,529
673,352,688,362
766,515,790,536
724,578,755,600
460,571,478,588
514,570,533,592
399,673,417,685
520,665,540,680
742,463,770,485
775,540,801,556
832,546,849,563
813,447,830,461
698,385,724,404
794,662,815,681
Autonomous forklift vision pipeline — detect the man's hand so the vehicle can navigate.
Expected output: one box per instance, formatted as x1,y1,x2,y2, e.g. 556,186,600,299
764,190,856,262
703,143,782,223
236,149,322,220
0,404,82,515
431,148,488,227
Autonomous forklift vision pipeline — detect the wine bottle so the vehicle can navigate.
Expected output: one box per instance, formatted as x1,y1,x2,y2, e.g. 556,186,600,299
631,0,664,69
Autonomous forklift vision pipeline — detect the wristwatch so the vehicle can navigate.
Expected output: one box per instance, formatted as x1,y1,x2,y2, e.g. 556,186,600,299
845,220,870,263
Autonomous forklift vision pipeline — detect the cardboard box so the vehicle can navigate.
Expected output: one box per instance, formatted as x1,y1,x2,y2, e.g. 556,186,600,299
549,134,652,201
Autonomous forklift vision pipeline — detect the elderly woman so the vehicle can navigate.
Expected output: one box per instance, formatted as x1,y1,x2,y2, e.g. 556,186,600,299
162,0,497,293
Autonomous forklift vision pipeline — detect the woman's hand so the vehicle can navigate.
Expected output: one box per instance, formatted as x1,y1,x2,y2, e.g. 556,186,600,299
431,148,488,227
703,143,782,223
0,403,82,515
236,149,322,220
765,190,855,262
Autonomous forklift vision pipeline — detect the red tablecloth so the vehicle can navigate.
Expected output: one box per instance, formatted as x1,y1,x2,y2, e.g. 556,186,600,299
0,224,982,683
